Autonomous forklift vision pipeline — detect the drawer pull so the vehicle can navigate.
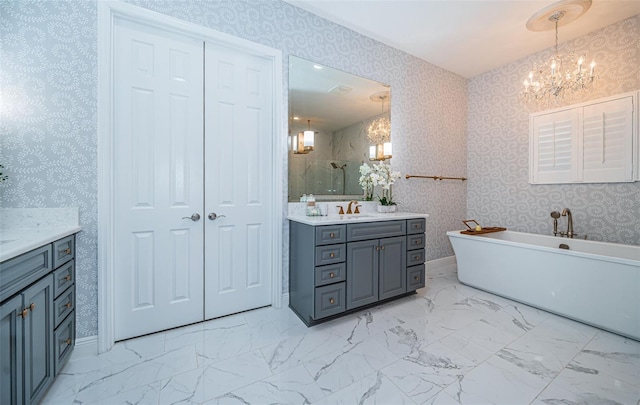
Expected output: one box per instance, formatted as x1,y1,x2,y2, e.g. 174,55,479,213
414,255,420,260
19,308,29,319
65,302,72,309
414,240,420,244
414,224,419,229
381,246,385,250
63,248,71,255
329,252,335,258
330,233,335,238
64,275,72,282
64,338,72,346
415,276,420,281
329,298,335,304
29,303,36,311
329,272,335,278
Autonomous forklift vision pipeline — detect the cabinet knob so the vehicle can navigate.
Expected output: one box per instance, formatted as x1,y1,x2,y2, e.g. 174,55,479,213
63,248,71,255
29,303,36,311
329,298,335,304
415,240,420,244
65,302,72,309
329,233,335,238
415,276,420,281
64,275,72,282
329,252,335,258
19,308,29,319
64,338,72,346
381,246,385,250
329,272,335,278
414,255,420,260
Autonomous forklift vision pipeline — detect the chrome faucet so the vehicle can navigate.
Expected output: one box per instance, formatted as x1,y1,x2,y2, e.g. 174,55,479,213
561,208,574,238
346,200,359,214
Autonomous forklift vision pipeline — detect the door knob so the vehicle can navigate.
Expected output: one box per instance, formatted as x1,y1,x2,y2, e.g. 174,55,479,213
208,213,226,221
182,213,201,221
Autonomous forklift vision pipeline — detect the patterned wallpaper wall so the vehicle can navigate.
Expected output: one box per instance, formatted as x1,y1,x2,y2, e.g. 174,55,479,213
467,15,640,245
0,0,467,338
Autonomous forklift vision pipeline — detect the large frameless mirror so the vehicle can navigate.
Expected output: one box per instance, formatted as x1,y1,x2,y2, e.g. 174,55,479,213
288,56,391,202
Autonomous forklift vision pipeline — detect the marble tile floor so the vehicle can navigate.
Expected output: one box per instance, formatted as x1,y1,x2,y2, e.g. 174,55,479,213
42,267,640,405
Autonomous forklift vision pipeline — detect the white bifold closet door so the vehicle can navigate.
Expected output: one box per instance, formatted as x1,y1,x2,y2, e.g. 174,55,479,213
113,19,272,341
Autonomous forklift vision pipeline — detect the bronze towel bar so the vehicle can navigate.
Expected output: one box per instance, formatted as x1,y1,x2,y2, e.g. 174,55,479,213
405,174,467,181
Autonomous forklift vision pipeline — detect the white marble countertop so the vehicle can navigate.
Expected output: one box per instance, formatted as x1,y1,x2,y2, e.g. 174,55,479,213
0,207,82,262
0,226,82,262
287,211,429,226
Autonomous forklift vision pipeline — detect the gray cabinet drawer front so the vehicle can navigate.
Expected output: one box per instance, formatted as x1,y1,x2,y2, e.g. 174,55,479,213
407,249,425,267
315,263,346,286
347,220,406,242
53,260,75,298
407,218,426,234
315,244,346,266
407,234,425,250
314,283,346,319
407,264,426,290
0,245,52,302
53,235,75,269
315,225,346,245
54,285,74,328
54,310,75,374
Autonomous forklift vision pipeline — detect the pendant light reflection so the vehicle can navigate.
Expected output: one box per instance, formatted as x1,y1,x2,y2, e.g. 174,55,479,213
291,119,315,154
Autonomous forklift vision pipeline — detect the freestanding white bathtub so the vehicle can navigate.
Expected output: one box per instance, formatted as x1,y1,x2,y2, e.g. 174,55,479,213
447,230,640,341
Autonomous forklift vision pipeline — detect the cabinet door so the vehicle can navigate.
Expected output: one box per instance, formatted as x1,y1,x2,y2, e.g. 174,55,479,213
1,295,24,405
378,236,407,300
346,240,379,310
582,96,634,182
530,109,579,183
23,275,54,405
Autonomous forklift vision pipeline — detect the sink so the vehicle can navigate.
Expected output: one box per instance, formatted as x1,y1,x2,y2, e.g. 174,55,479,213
341,215,373,220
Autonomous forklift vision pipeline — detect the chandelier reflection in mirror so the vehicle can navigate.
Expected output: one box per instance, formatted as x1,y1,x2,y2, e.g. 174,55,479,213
367,92,392,161
521,0,597,110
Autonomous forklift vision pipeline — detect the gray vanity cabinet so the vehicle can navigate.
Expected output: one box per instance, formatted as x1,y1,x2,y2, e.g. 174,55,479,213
290,218,425,326
0,235,76,405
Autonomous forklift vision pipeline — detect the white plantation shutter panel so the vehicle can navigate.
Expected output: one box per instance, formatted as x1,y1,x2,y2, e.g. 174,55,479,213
531,109,579,183
582,96,634,182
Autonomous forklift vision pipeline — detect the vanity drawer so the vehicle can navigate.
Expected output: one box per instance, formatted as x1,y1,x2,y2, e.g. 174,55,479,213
314,282,346,319
407,218,426,234
407,249,425,267
54,285,74,328
53,235,75,268
407,234,425,250
315,244,346,266
314,263,346,287
54,310,75,374
53,260,74,298
0,245,52,302
347,220,406,242
315,225,346,245
407,264,425,291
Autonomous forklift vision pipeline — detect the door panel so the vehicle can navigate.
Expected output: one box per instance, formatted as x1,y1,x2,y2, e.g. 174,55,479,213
378,236,407,300
113,18,204,340
1,295,23,405
346,240,379,310
204,41,273,319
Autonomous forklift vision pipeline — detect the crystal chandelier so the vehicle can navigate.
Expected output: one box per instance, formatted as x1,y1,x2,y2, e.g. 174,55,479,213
521,1,597,109
367,93,392,161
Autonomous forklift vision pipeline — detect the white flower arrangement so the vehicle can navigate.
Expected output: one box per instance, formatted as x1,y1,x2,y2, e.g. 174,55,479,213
358,162,401,206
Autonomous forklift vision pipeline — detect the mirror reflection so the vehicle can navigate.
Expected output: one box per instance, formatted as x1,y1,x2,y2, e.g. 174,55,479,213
288,56,391,202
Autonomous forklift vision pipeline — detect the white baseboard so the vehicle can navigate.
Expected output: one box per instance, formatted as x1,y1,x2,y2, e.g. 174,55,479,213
426,255,457,277
71,335,98,360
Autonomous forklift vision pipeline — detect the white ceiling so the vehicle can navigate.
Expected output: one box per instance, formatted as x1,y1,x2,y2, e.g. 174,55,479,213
284,0,640,78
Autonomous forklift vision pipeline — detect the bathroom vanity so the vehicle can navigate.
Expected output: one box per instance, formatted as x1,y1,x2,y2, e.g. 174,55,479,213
288,212,427,326
1,223,80,405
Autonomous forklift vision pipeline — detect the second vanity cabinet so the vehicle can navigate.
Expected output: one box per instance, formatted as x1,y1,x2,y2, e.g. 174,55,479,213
289,217,426,326
0,235,76,405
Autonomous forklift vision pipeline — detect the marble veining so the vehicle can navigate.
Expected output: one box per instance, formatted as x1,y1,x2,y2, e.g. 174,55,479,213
42,265,640,404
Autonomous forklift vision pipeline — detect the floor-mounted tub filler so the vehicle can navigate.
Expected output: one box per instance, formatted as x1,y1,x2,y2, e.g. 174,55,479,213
447,230,640,341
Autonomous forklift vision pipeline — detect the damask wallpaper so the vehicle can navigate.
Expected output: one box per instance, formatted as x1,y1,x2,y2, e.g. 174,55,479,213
0,0,467,338
467,15,640,245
